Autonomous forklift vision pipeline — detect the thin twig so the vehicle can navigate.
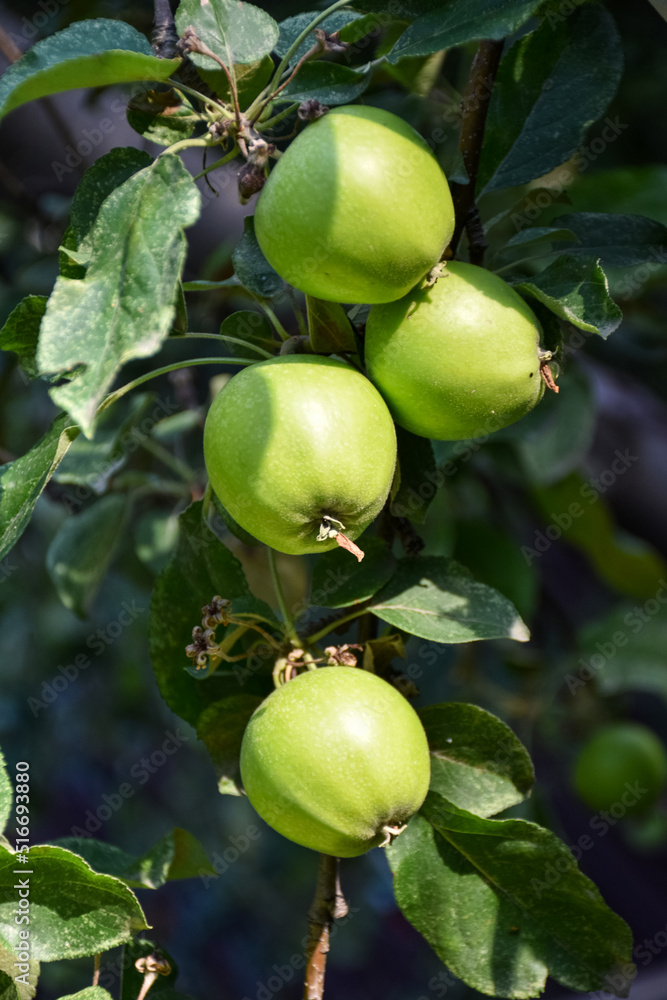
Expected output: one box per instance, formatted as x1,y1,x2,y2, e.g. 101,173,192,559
180,27,242,130
449,39,504,257
92,954,101,987
303,855,348,1000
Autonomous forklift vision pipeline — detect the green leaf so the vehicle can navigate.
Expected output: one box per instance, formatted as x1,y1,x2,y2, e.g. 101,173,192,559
0,844,147,961
514,255,622,337
549,212,667,267
500,226,578,253
369,556,530,643
54,393,162,494
386,0,542,64
452,520,537,625
306,296,356,354
530,474,667,602
390,427,437,525
46,494,130,616
70,148,154,255
419,703,534,817
198,54,275,107
0,940,39,1000
175,0,279,68
37,155,200,437
0,19,181,121
388,794,636,998
127,90,198,147
479,6,623,193
275,62,371,106
504,363,597,486
148,501,259,727
197,695,264,795
56,988,113,1000
232,217,285,299
135,510,180,575
52,828,215,889
220,310,277,358
276,11,365,65
0,753,10,839
0,296,47,379
573,605,667,700
310,537,395,609
0,413,79,562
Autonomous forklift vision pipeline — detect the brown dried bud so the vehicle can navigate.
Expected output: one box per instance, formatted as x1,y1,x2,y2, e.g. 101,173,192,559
298,99,330,122
238,161,266,203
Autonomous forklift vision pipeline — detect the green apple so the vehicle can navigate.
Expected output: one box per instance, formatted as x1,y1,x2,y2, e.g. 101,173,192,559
573,722,667,816
365,261,547,441
203,356,397,555
254,105,455,304
240,666,431,857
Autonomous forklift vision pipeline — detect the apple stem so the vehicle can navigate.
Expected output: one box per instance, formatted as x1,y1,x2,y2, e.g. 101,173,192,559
303,855,348,1000
540,359,560,393
317,516,365,561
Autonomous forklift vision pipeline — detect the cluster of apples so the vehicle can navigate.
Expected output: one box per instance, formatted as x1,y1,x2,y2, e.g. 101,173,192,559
203,106,549,859
204,105,547,558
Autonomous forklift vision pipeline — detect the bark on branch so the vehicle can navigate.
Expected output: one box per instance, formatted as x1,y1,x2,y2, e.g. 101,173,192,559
449,39,504,260
303,855,348,1000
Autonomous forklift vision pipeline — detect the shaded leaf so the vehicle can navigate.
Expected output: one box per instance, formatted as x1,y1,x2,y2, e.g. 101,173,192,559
197,695,264,795
514,255,622,337
127,90,198,147
0,413,79,562
550,212,667,267
500,226,578,253
479,6,623,193
276,11,365,65
0,845,147,961
311,537,395,609
232,217,285,299
531,474,667,601
275,62,371,106
388,794,635,998
46,495,130,616
503,363,597,486
387,0,542,64
390,426,437,525
306,296,356,354
54,393,160,494
148,501,263,727
369,556,529,643
419,703,534,816
0,20,180,121
573,606,667,701
53,828,215,890
452,520,537,624
220,310,277,359
0,296,47,379
37,155,200,437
